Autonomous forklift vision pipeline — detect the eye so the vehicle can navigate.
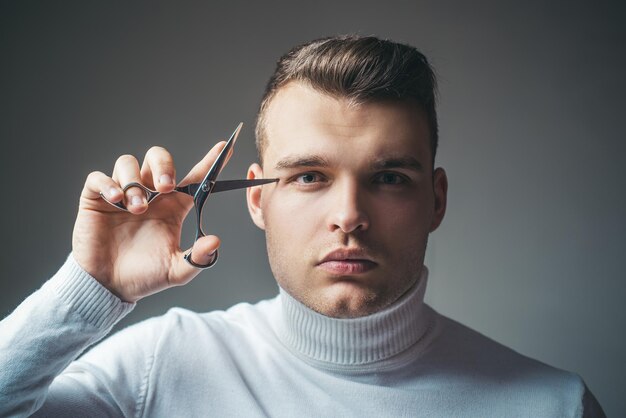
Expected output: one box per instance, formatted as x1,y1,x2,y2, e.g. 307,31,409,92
374,172,408,185
293,172,325,185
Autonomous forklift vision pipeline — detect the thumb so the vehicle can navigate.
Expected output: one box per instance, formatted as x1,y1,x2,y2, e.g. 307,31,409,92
170,235,221,285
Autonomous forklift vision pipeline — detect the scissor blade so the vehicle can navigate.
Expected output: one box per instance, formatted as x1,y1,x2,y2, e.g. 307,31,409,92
174,183,199,197
211,178,278,193
195,122,243,198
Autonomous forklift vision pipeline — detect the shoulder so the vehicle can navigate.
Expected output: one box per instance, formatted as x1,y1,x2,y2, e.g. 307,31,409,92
75,294,280,364
425,308,587,414
160,295,280,336
431,310,582,383
128,295,283,356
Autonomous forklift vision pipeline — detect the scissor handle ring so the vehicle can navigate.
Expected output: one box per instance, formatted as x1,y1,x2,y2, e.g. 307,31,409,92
184,249,218,269
100,182,161,211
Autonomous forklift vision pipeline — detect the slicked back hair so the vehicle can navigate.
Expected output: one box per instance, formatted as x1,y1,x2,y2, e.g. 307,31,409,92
255,35,438,165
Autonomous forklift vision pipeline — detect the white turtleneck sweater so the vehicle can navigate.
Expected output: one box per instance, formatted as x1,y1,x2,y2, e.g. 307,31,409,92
0,255,604,417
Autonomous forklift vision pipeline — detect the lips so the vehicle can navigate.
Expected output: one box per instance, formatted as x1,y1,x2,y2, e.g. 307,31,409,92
317,248,377,275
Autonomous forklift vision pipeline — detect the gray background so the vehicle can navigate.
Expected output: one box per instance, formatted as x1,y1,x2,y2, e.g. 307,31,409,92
1,0,624,415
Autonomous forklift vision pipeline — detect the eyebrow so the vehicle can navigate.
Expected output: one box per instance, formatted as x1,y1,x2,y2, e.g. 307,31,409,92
370,156,424,172
274,154,424,172
274,155,331,170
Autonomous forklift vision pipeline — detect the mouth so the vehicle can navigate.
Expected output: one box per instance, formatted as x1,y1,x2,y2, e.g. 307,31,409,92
316,248,377,275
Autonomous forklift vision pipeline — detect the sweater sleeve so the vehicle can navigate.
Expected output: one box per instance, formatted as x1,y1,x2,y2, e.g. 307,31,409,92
0,254,135,417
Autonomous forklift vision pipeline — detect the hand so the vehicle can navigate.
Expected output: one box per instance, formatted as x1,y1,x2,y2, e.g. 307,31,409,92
72,143,228,302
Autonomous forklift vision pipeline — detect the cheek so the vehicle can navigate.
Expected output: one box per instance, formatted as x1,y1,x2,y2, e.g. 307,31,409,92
262,192,324,293
372,192,433,231
262,191,324,252
371,197,431,272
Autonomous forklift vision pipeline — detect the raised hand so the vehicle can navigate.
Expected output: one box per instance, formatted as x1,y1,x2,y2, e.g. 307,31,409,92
72,142,228,302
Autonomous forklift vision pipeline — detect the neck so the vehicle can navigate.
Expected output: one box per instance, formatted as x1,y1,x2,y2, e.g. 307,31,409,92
276,268,432,368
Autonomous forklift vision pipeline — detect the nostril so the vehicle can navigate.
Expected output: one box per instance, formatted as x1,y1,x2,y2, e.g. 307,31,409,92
330,213,369,234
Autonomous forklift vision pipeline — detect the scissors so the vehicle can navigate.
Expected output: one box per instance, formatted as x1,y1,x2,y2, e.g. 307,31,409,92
101,122,278,268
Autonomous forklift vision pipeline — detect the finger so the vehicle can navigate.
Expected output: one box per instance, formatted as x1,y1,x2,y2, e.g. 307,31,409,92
81,171,123,203
111,154,148,214
140,146,176,193
178,141,234,187
169,235,221,285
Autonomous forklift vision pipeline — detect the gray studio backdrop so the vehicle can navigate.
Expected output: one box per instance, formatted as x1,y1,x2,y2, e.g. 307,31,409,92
1,1,624,415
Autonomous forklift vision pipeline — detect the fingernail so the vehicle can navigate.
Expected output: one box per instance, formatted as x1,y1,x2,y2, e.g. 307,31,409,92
131,195,143,206
159,174,173,185
108,187,120,198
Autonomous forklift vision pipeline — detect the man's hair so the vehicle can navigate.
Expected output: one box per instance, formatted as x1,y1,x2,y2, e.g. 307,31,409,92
255,35,438,164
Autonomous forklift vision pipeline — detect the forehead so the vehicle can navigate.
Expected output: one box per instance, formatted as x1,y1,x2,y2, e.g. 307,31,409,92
262,82,431,169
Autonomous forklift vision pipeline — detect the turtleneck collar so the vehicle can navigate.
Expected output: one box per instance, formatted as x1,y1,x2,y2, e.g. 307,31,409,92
275,267,434,370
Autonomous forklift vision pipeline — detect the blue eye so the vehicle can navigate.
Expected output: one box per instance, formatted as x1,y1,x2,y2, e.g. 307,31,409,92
295,173,321,184
375,172,406,185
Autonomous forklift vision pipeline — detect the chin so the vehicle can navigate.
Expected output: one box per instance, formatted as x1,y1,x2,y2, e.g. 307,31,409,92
316,281,387,318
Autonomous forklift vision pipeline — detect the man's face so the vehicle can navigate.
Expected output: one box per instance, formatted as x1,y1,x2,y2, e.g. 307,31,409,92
247,82,447,318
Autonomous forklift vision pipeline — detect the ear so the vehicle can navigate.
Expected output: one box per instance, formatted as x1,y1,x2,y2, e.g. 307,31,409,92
429,167,448,232
246,163,266,230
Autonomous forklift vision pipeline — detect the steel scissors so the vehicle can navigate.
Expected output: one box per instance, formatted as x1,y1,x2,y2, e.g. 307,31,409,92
101,122,277,268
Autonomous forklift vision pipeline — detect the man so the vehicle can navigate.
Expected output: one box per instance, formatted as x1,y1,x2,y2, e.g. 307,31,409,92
0,35,604,417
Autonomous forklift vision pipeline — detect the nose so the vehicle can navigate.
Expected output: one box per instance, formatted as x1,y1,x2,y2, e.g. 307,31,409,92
327,179,370,233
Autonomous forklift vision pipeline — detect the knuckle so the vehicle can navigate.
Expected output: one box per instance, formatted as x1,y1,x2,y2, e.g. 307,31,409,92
85,171,108,188
147,145,167,154
116,154,136,165
125,188,144,196
145,146,174,169
146,146,171,162
86,170,103,181
156,159,174,170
